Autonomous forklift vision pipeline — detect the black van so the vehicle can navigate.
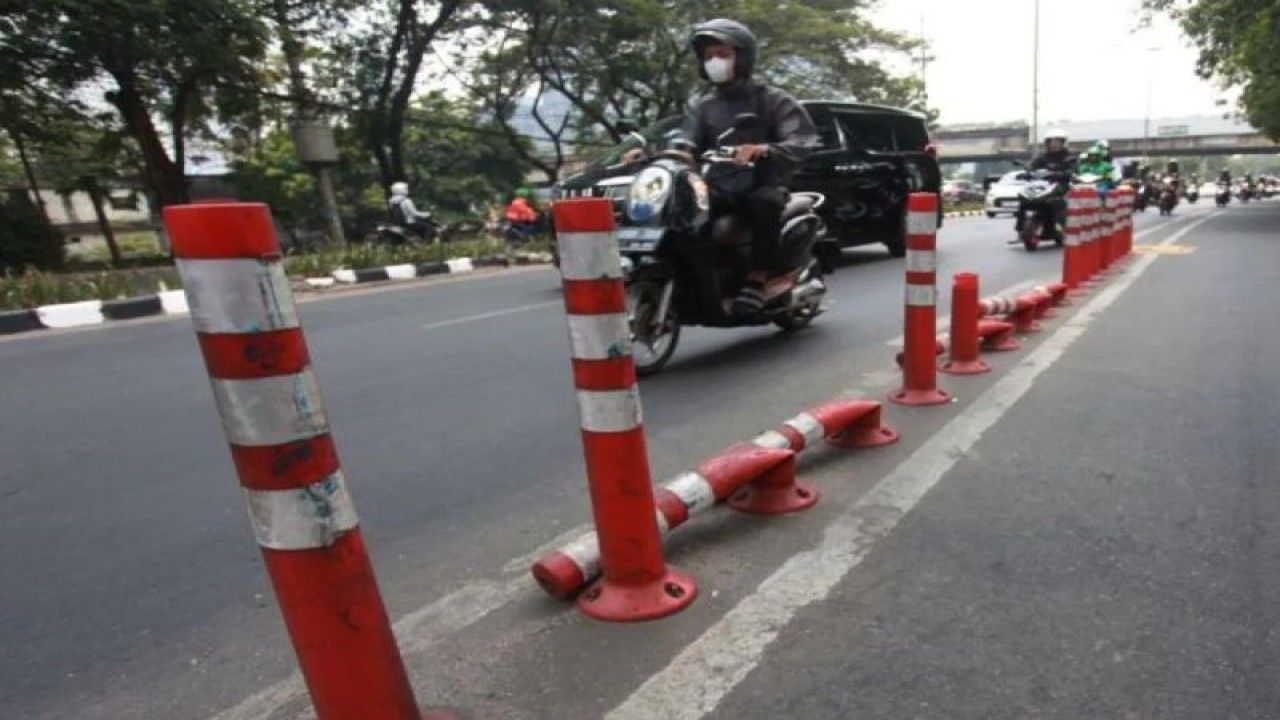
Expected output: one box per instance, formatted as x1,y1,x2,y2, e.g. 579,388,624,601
554,100,942,257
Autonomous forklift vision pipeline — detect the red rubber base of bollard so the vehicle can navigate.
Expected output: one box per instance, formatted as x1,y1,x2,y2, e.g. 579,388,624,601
577,567,698,622
1014,319,1043,334
983,336,1021,352
889,387,954,406
531,552,588,600
728,478,820,516
827,423,901,449
1038,307,1060,319
940,358,992,376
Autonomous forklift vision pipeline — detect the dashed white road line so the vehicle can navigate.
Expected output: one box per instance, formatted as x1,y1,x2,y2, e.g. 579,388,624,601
419,300,561,332
603,211,1217,720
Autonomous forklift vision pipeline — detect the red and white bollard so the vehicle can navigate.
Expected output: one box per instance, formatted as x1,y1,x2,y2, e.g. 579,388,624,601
1063,187,1091,294
551,198,696,621
531,398,898,600
164,204,423,720
1115,186,1135,259
941,272,991,375
892,193,952,406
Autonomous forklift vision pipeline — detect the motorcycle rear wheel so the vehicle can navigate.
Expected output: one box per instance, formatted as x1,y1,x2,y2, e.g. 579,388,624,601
628,280,681,376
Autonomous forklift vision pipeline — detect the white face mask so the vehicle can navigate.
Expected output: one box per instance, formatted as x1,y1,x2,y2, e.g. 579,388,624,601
704,57,734,84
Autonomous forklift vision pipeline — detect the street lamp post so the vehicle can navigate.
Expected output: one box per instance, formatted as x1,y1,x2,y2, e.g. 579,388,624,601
1031,0,1040,155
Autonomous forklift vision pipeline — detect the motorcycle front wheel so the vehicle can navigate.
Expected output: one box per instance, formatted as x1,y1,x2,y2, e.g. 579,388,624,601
628,280,681,376
1019,215,1042,252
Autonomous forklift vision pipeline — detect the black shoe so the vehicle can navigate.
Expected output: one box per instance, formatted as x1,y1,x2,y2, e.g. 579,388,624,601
731,281,766,316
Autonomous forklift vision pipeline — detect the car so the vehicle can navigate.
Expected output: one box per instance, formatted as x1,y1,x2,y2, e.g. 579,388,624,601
941,180,983,204
553,100,943,258
984,170,1027,218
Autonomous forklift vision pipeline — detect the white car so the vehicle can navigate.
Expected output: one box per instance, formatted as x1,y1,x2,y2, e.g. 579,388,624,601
984,171,1027,217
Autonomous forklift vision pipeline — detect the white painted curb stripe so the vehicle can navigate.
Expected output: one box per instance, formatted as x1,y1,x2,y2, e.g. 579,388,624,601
576,387,643,433
210,371,329,447
905,285,937,307
36,300,104,328
567,312,631,361
558,231,623,281
332,269,357,284
386,264,417,280
906,210,936,235
177,259,298,333
245,472,359,550
159,290,190,315
905,249,936,273
665,472,716,515
446,258,474,274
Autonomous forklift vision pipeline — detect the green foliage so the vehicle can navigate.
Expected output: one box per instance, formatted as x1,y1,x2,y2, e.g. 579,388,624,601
0,192,65,273
1143,0,1280,140
0,266,182,311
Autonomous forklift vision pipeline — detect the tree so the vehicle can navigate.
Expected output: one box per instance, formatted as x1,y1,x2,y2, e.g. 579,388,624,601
1142,0,1280,140
471,0,926,178
3,0,269,207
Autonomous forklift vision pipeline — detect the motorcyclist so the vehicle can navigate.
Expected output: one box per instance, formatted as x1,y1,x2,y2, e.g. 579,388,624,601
1030,128,1076,173
679,18,819,316
504,187,540,241
1021,128,1075,236
1076,145,1116,194
1163,160,1182,196
388,182,435,240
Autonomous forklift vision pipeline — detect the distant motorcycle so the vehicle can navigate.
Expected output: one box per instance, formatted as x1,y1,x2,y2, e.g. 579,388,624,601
1158,176,1179,216
1013,166,1071,252
1215,182,1232,208
1185,187,1199,204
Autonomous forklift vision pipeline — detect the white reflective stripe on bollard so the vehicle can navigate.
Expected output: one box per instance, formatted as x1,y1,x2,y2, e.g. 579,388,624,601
209,371,330,446
560,532,601,579
567,313,631,360
665,472,717,515
906,210,937,236
906,285,938,307
244,472,359,550
177,259,299,333
905,249,937,273
576,387,643,433
783,412,825,447
752,430,793,450
558,231,623,281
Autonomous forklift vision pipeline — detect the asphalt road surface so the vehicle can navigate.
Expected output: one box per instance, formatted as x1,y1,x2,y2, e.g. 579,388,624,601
2,200,1274,719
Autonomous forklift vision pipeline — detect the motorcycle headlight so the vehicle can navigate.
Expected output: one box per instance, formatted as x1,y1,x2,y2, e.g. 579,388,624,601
627,166,672,223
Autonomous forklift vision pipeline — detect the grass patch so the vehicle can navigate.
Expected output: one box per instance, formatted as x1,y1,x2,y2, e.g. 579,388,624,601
2,267,182,311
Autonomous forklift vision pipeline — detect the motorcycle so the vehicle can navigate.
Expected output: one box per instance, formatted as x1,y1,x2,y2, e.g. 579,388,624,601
374,216,440,245
1130,179,1149,212
1185,186,1200,204
617,114,831,375
1215,182,1232,208
1238,183,1255,203
1013,166,1071,252
1158,176,1179,216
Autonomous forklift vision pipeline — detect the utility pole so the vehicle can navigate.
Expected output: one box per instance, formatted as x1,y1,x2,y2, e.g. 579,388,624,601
1031,0,1041,156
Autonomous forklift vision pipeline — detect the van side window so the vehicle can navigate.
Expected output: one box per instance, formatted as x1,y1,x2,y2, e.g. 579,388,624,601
835,113,895,152
808,110,843,151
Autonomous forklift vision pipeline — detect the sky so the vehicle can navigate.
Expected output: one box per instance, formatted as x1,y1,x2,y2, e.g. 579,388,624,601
868,0,1239,128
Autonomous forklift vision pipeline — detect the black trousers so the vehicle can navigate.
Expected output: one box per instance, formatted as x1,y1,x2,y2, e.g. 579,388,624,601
713,185,786,275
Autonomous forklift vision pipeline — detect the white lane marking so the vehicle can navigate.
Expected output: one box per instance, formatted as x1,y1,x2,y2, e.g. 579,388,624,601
419,300,561,332
604,212,1218,720
886,216,1191,348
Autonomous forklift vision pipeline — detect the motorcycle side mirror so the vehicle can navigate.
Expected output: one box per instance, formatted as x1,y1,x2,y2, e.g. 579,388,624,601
1010,159,1027,168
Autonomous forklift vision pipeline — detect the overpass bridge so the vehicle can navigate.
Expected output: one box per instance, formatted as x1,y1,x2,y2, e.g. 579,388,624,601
935,115,1279,164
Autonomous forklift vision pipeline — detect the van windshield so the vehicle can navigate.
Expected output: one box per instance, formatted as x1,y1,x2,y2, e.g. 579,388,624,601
587,116,685,169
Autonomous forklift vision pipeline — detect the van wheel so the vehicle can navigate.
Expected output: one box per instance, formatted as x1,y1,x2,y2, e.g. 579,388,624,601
884,219,907,257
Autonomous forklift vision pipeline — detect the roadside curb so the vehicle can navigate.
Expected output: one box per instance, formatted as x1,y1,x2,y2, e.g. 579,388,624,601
944,210,988,219
1,254,553,337
324,251,553,286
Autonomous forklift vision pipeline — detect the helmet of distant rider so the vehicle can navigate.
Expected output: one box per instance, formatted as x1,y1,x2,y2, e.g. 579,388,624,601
690,19,758,83
390,181,409,196
516,187,532,199
1043,127,1068,150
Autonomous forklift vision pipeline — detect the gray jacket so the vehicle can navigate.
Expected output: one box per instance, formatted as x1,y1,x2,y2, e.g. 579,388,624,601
680,80,818,187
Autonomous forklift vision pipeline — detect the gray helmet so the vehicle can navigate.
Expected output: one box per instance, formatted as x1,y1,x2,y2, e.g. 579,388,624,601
690,19,758,81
